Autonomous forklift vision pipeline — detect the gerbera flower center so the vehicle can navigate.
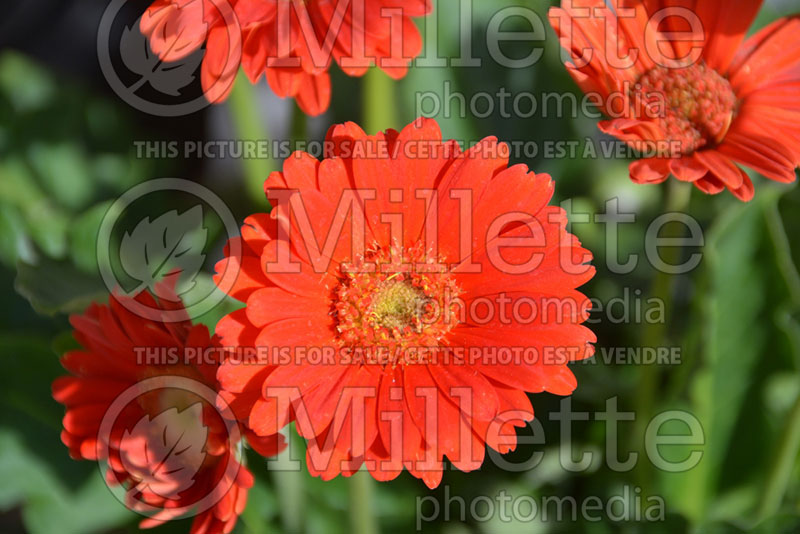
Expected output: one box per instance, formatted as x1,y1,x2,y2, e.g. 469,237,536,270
333,243,461,366
632,62,737,155
368,280,426,331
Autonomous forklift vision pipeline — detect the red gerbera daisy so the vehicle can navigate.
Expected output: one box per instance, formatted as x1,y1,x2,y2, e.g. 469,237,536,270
140,0,431,115
549,0,800,200
52,285,284,534
214,118,596,488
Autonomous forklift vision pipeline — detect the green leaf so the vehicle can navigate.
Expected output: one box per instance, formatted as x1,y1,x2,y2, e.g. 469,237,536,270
238,476,279,534
0,52,56,112
91,153,144,192
703,193,773,480
0,334,131,534
659,186,799,523
69,200,117,274
0,156,45,209
0,157,70,258
15,257,108,316
28,143,94,211
25,200,70,259
0,429,133,534
0,202,34,266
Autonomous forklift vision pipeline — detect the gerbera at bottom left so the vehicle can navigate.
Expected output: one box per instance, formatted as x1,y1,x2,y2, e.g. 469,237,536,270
52,285,284,534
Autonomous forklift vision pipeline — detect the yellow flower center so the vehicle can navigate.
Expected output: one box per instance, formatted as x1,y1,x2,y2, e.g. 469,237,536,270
332,243,461,366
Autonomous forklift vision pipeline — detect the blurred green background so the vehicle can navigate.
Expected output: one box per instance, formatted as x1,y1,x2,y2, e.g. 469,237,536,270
1,0,800,533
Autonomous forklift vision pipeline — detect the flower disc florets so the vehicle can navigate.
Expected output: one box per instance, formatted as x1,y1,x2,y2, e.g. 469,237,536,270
333,242,461,365
632,62,737,155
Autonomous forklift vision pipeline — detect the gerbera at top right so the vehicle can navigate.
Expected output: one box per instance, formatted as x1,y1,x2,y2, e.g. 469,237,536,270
549,0,800,201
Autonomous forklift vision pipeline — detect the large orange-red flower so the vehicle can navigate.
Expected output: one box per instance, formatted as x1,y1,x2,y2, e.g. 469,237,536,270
140,0,431,115
52,287,284,534
549,0,800,200
213,118,596,488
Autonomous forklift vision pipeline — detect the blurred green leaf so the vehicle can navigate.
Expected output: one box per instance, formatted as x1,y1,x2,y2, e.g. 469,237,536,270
15,257,107,316
0,202,34,266
0,52,56,112
28,143,94,211
764,373,800,420
0,334,131,533
0,157,45,209
69,201,117,274
661,187,799,524
239,476,279,534
477,483,546,534
26,201,70,259
0,429,132,534
92,153,144,191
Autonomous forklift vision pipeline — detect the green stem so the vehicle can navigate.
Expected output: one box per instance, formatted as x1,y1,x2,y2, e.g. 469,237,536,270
756,195,800,521
363,68,398,133
349,470,379,534
273,424,306,534
765,201,800,304
757,390,800,521
633,179,691,491
227,72,275,205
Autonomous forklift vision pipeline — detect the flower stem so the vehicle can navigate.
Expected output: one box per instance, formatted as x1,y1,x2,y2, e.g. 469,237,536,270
757,389,800,521
273,425,305,533
227,72,275,205
363,67,398,133
633,179,691,491
349,469,379,534
756,199,800,521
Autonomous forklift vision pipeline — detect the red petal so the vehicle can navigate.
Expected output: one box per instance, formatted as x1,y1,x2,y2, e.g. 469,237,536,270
694,149,744,189
629,157,670,184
